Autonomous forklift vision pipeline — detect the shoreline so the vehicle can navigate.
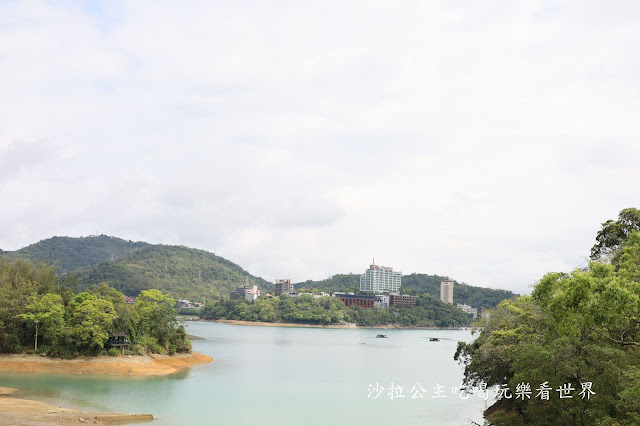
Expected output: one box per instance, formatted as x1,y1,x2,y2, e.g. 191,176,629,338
0,351,213,376
0,387,154,425
208,319,472,330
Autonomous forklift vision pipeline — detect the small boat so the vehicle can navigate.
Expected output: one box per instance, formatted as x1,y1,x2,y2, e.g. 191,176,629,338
429,337,440,342
376,334,388,338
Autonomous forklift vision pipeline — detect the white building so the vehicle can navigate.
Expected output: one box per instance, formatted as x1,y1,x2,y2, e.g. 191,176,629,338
374,294,390,308
457,303,478,319
440,277,454,304
245,285,261,302
360,259,402,292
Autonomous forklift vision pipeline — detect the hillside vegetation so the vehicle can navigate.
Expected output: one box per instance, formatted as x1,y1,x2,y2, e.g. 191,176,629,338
71,244,273,300
201,292,472,327
295,273,515,310
0,235,148,273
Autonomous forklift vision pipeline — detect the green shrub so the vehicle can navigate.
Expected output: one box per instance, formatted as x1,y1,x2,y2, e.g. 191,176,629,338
107,348,120,356
128,344,146,356
136,336,166,355
168,325,191,354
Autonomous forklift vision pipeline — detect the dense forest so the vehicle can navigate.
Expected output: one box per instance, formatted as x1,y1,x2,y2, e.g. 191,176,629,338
295,273,515,310
71,244,273,300
0,259,190,357
0,235,148,273
0,236,273,301
200,292,472,327
454,208,640,425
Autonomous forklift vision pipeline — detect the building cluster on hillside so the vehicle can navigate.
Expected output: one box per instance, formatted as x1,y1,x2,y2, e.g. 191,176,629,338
226,261,479,318
456,303,478,319
228,260,419,309
230,285,261,301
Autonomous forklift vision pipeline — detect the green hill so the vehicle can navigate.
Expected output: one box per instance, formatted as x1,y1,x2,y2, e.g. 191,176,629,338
294,274,360,292
71,244,273,301
402,273,516,310
295,273,516,311
0,235,149,273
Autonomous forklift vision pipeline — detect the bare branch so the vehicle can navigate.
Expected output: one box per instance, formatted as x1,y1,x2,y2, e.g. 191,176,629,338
590,327,640,346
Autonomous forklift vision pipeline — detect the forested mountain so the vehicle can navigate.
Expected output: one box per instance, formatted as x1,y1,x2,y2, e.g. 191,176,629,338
295,273,515,310
0,235,148,273
71,244,273,301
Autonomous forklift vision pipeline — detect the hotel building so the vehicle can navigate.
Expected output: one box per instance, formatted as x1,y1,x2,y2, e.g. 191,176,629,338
440,277,454,304
360,259,402,293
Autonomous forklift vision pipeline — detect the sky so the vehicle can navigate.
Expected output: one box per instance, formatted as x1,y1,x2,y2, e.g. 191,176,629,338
1,1,639,295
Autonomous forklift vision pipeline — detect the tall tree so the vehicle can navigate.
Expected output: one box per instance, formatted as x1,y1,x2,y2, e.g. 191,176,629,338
19,294,65,351
68,293,117,354
591,207,640,262
134,289,177,347
456,231,640,425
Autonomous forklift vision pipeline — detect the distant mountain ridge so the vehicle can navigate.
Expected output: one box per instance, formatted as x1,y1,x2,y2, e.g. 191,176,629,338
2,235,515,309
1,235,272,301
0,235,149,272
71,244,273,301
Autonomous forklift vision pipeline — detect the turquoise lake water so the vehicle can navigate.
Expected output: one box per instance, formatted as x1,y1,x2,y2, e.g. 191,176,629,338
0,323,494,425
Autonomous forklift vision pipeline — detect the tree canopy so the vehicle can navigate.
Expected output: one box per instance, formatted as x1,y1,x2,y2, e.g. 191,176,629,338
0,259,190,357
591,207,640,262
456,211,640,425
200,293,473,327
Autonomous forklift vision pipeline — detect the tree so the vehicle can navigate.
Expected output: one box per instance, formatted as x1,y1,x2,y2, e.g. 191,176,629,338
591,207,640,262
134,289,177,347
19,293,65,351
68,294,117,354
456,231,640,425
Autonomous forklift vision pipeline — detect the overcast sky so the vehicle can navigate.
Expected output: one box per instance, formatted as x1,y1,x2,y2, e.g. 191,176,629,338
1,1,639,295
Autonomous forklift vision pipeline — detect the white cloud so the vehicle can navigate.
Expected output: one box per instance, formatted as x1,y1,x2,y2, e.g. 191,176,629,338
1,1,639,295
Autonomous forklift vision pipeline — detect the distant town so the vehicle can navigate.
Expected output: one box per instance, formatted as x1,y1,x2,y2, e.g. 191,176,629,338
229,259,479,319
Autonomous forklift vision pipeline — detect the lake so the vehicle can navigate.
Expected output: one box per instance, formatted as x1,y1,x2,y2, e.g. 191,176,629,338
0,322,493,425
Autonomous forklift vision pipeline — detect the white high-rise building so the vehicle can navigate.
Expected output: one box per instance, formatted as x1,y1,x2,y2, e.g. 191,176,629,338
360,259,402,292
440,277,454,304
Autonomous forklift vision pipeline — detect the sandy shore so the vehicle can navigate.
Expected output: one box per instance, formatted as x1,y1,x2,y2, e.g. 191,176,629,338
211,319,464,330
0,387,154,425
0,351,213,376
